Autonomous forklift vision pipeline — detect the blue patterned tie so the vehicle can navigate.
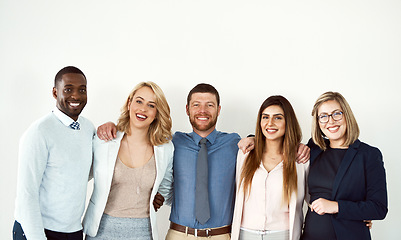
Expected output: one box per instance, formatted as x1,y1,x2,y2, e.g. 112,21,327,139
69,121,80,130
195,138,210,224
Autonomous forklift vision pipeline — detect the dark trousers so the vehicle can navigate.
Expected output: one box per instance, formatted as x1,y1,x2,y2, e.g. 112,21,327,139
13,221,83,240
13,221,27,240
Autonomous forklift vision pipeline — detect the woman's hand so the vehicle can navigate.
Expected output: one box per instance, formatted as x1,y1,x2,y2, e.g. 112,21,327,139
310,198,339,215
296,143,310,164
97,122,117,141
364,220,373,229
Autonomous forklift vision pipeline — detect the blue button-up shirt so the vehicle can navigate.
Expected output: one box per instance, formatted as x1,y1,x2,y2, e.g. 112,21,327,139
170,129,241,229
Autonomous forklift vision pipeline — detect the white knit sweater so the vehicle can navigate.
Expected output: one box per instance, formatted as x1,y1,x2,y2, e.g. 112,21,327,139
14,110,95,239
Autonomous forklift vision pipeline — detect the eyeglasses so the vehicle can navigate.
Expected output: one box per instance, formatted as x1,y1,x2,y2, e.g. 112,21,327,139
318,110,343,123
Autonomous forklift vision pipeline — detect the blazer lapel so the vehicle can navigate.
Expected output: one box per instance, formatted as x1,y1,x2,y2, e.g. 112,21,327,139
310,148,323,165
331,140,360,199
308,138,323,165
106,132,124,183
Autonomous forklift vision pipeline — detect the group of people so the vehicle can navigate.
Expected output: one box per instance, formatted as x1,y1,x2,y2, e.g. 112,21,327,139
13,66,387,240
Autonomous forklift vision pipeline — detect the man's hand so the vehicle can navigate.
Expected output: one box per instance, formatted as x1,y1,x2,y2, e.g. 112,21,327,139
153,192,165,212
296,143,310,164
310,198,338,215
238,137,255,154
97,122,117,141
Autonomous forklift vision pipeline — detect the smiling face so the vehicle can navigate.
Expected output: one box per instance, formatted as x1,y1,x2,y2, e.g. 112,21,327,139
53,73,87,121
318,100,347,148
260,105,286,142
186,92,221,137
128,86,157,130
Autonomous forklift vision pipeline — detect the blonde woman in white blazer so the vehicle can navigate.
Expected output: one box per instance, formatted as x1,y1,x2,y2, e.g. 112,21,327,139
231,96,309,240
83,82,173,240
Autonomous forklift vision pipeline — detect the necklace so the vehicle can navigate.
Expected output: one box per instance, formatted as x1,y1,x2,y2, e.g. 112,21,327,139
262,152,284,172
125,135,151,195
266,155,283,161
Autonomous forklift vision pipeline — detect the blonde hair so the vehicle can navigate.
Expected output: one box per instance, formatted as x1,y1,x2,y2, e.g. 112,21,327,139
239,96,301,204
116,81,172,146
311,91,359,150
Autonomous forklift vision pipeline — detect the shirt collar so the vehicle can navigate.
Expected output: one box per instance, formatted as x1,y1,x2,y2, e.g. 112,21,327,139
52,107,81,127
190,129,218,145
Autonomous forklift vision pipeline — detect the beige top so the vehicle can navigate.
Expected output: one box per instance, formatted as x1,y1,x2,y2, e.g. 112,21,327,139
104,154,156,218
241,161,289,231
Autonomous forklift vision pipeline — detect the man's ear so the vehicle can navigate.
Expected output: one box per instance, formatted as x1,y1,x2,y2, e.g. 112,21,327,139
186,105,190,116
52,87,57,99
217,105,221,116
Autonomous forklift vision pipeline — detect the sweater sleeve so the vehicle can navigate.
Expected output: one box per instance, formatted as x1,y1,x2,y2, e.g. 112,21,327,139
14,127,48,240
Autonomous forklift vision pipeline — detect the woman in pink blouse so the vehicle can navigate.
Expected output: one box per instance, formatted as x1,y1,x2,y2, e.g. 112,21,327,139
232,95,309,240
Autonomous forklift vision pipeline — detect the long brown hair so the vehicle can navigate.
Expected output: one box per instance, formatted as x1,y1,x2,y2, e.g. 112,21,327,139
239,95,302,204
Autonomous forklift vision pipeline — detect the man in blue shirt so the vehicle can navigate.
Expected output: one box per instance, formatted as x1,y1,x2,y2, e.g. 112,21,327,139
167,83,239,239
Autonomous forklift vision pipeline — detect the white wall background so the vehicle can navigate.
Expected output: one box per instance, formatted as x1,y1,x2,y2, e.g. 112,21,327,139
1,0,400,239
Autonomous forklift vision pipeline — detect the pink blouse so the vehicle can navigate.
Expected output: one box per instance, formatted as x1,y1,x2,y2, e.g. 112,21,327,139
241,161,289,231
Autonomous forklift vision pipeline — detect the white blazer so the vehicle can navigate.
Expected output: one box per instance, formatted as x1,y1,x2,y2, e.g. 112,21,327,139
231,151,309,240
82,132,174,240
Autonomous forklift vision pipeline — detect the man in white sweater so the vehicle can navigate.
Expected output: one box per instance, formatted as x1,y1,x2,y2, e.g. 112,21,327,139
13,66,95,240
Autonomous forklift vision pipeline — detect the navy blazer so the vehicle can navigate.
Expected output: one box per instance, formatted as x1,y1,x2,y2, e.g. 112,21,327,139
307,138,388,240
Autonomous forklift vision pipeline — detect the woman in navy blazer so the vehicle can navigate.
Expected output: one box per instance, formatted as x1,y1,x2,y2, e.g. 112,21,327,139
301,92,387,240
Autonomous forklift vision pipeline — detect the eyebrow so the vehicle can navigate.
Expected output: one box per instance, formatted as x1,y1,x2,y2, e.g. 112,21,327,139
135,96,156,104
192,101,216,104
63,84,86,88
262,113,284,116
319,109,342,115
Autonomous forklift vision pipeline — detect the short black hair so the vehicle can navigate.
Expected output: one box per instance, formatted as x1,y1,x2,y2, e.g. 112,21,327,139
187,83,220,106
54,66,86,87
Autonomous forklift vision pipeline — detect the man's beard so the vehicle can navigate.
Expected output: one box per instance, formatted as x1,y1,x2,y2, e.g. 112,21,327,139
189,114,218,132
